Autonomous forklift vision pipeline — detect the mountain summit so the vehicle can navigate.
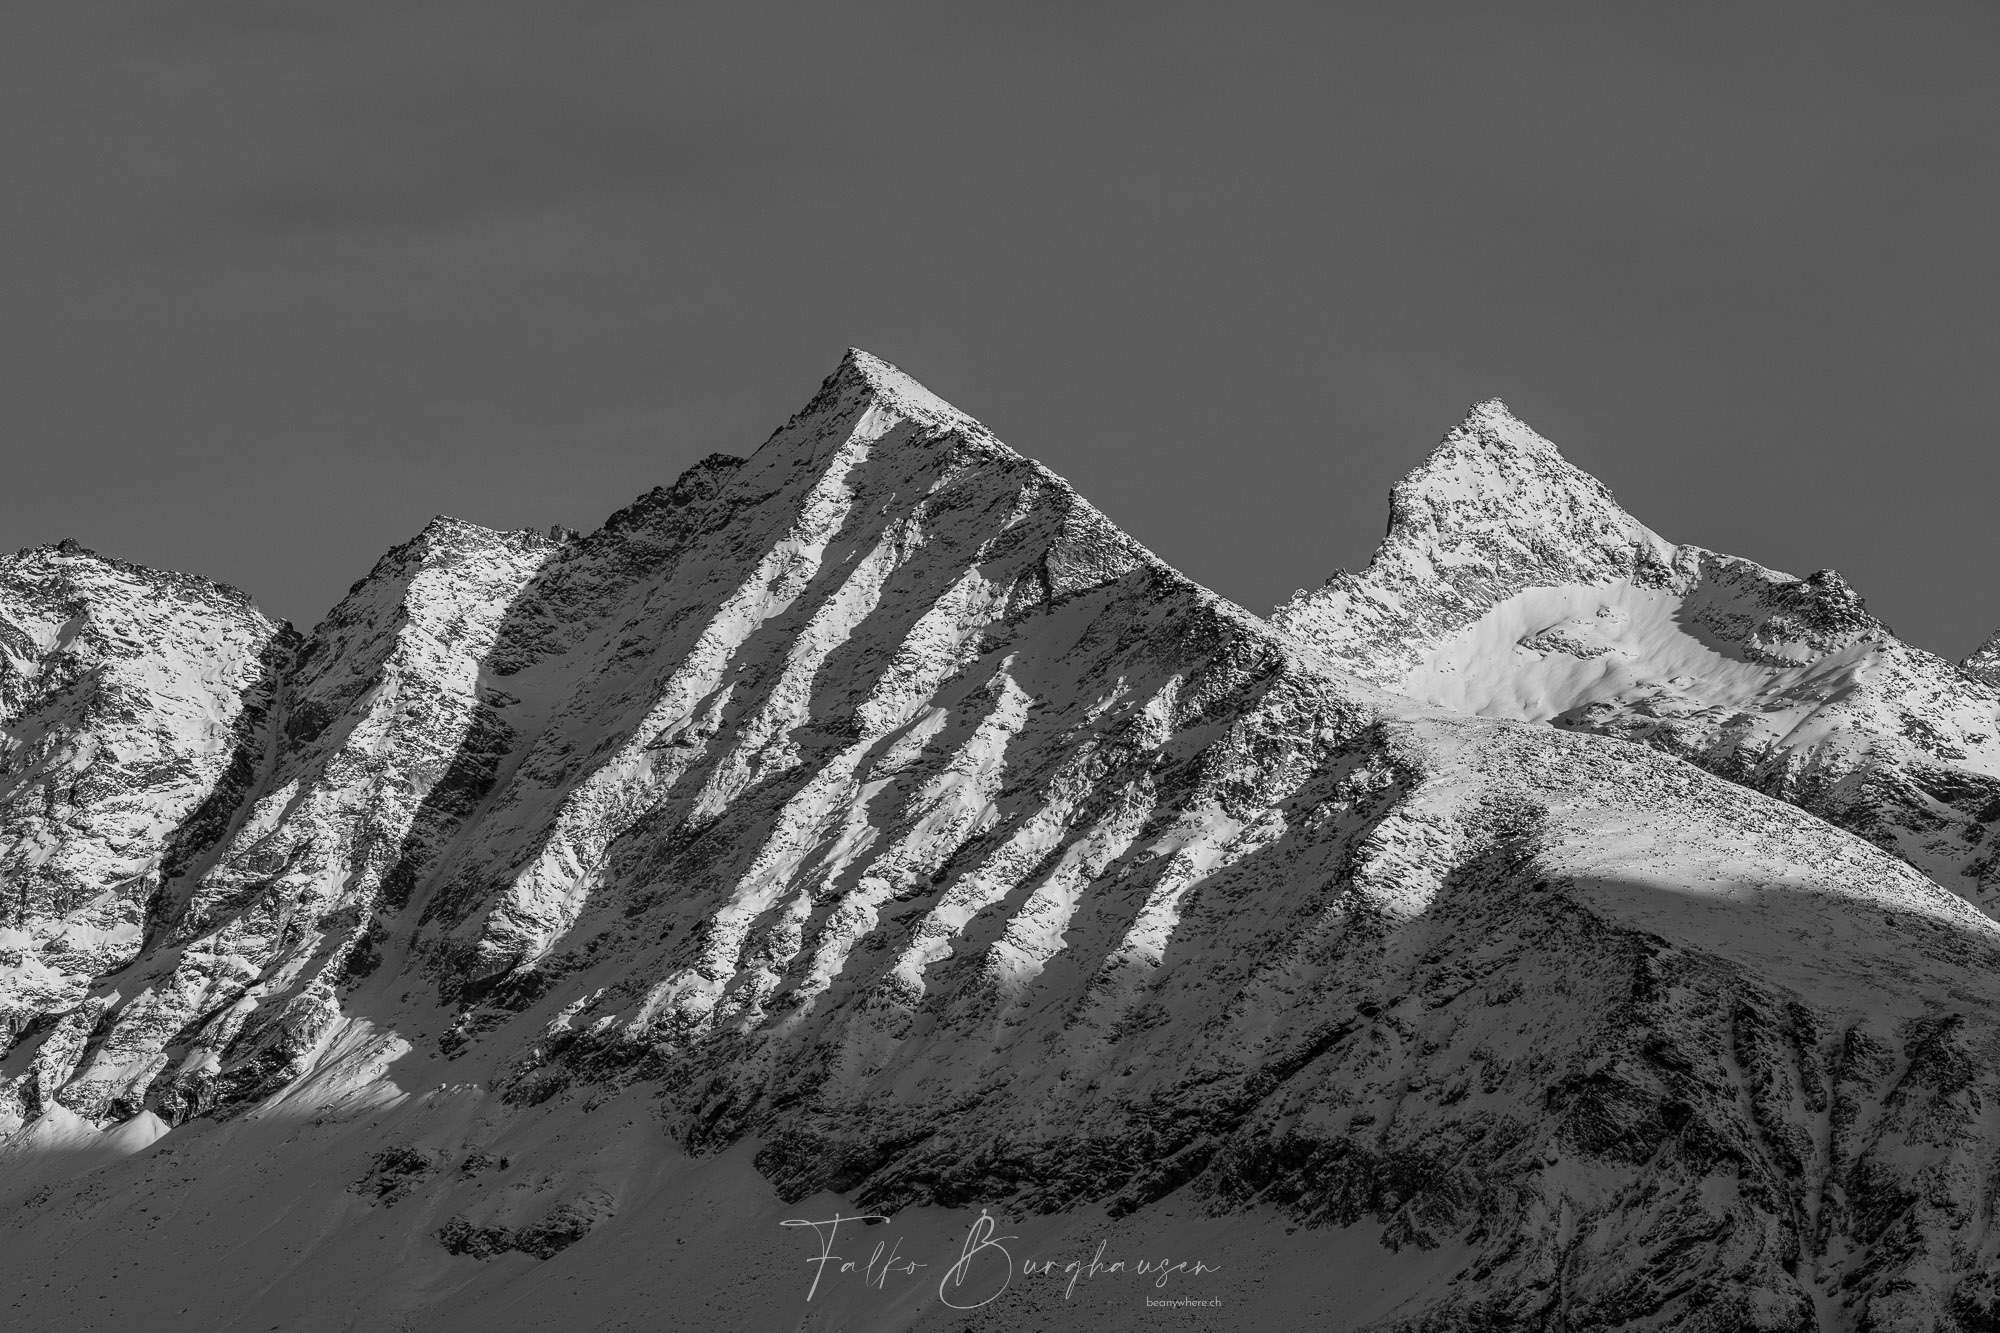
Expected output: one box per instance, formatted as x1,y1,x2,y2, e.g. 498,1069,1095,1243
5,358,2000,1331
1278,401,2000,914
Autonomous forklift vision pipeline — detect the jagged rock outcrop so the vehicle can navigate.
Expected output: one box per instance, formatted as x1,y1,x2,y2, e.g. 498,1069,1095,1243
1276,399,2000,916
1963,629,2000,689
5,360,2000,1331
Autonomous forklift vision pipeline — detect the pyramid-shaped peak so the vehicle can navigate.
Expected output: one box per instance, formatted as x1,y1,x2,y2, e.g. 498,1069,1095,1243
754,347,1004,470
1449,396,1557,454
831,347,984,433
1396,396,1641,535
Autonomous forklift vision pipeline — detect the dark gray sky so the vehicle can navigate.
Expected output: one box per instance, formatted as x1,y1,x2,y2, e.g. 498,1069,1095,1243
5,3,1998,653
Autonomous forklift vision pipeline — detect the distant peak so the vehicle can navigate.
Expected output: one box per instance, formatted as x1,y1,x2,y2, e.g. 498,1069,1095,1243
1448,397,1554,454
1274,391,1670,636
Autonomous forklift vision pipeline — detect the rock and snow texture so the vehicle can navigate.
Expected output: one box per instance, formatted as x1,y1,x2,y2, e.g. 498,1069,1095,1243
1963,628,2000,688
1276,398,2000,915
0,544,287,1062
6,358,2000,1330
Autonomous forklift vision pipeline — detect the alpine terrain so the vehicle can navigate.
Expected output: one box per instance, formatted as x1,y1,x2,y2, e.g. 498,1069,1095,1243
4,353,2000,1332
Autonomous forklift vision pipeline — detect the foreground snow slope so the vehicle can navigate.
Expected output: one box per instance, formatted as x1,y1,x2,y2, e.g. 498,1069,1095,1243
1276,398,2000,915
5,359,2000,1330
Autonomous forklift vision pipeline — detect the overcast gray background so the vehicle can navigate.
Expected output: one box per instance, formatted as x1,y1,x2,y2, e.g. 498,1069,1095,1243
4,2,1996,653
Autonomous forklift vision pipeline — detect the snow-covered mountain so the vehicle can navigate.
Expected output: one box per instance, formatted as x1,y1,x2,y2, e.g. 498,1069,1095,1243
0,544,289,1057
5,357,2000,1332
1276,398,2000,915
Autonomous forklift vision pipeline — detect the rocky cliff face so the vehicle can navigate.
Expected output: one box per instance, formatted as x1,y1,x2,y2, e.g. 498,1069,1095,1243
1276,399,2000,916
1963,629,2000,689
5,359,2000,1332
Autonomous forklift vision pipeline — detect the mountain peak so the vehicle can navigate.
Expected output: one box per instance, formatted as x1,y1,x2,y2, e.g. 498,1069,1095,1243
831,346,980,432
412,513,562,555
753,347,994,472
1389,398,1634,544
1273,397,1674,672
1449,396,1556,455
